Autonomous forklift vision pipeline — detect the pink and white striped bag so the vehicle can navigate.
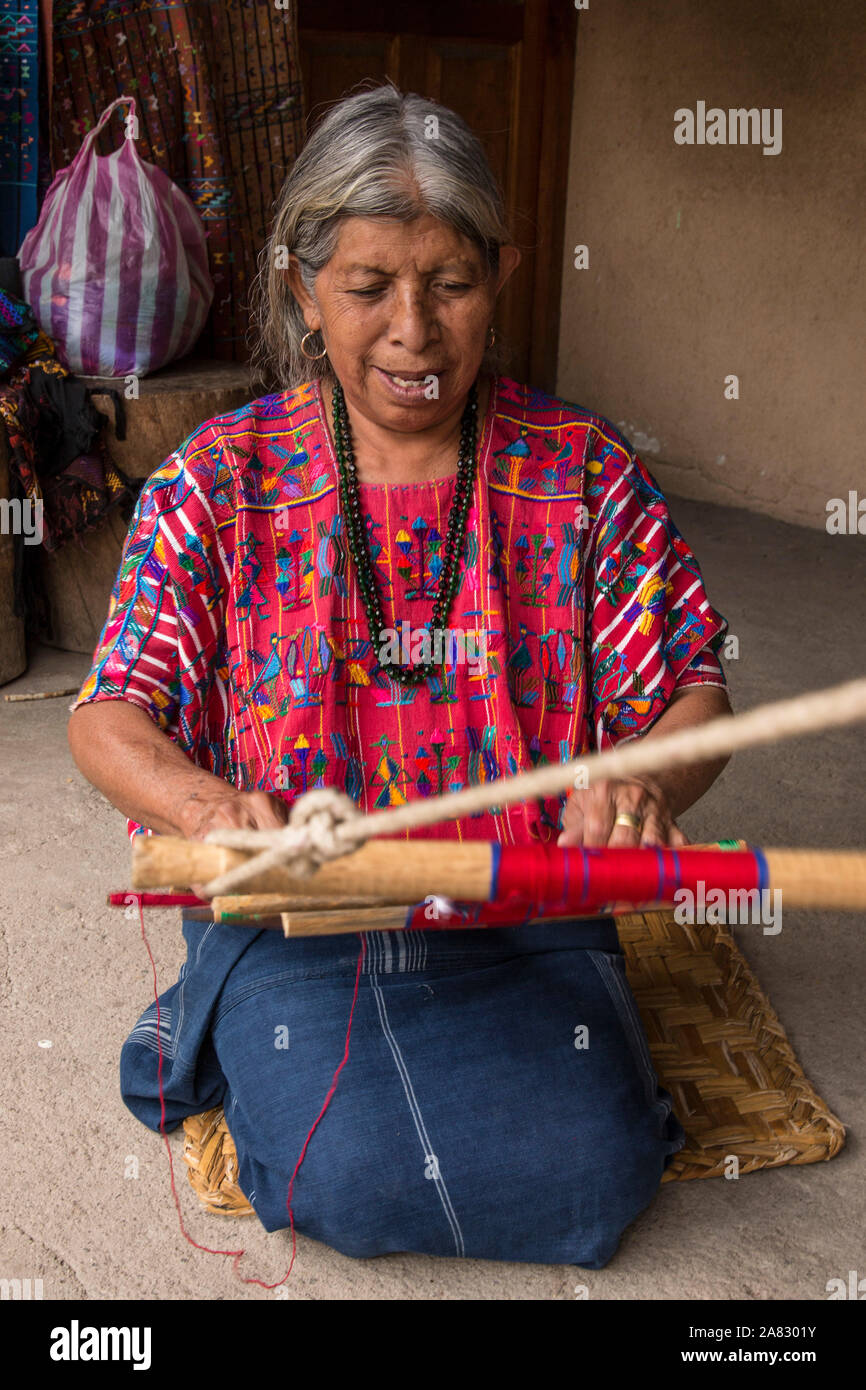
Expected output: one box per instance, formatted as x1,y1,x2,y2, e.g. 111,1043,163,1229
18,96,214,378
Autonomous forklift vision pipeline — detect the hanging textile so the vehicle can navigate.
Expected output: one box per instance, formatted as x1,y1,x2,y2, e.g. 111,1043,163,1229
0,0,40,256
48,0,306,362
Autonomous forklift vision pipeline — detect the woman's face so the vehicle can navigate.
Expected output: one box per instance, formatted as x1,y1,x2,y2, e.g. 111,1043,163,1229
288,213,520,433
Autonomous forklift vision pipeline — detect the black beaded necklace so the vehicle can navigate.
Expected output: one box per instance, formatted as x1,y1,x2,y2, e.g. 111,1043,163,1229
331,377,479,687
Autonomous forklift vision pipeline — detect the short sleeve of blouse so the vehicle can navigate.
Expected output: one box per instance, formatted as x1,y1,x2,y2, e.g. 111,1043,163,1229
583,421,728,748
70,451,224,747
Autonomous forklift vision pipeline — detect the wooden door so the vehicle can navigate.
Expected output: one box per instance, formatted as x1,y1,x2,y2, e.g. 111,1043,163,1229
297,1,577,393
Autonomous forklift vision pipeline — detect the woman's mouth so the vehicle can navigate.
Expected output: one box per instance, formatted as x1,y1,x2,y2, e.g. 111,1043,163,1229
373,366,444,399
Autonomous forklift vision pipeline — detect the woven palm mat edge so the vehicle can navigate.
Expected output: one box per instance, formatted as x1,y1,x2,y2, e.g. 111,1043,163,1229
617,910,846,1182
181,910,845,1215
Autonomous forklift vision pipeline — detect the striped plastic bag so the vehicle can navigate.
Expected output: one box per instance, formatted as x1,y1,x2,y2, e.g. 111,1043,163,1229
18,96,214,378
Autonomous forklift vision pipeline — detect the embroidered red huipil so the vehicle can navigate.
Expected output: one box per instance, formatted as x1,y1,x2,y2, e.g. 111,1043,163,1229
72,375,728,842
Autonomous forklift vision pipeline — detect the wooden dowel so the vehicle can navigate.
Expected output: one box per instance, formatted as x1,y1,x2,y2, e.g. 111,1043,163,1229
131,839,242,890
212,892,392,916
280,906,414,937
279,906,627,938
132,836,494,900
762,849,866,910
131,837,866,913
210,892,394,923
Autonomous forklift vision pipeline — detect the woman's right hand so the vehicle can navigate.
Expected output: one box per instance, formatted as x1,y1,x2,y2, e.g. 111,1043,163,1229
177,790,291,898
178,787,291,841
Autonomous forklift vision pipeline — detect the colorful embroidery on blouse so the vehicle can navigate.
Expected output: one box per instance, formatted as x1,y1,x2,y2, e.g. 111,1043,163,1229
73,376,727,842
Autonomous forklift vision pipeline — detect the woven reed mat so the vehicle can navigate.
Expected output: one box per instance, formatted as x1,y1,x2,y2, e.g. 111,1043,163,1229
181,909,845,1215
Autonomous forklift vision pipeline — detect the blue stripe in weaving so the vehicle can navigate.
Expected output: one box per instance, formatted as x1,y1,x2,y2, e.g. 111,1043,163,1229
751,846,770,894
490,842,501,900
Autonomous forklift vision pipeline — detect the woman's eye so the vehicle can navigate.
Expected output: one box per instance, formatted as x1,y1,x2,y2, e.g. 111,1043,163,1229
436,282,471,292
349,287,386,298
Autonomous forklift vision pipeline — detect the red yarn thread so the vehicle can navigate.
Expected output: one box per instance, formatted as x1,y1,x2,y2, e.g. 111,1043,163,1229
138,900,365,1289
110,891,205,908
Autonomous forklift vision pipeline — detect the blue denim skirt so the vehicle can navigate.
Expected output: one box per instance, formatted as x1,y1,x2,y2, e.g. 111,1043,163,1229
121,913,684,1268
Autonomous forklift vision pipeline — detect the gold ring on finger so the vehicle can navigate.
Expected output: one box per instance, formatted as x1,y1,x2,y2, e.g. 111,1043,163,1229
614,812,642,831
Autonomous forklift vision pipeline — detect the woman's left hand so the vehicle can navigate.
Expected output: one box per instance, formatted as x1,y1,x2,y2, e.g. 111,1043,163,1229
557,775,690,848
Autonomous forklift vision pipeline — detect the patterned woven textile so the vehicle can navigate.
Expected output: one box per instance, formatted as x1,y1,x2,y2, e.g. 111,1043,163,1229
49,0,306,360
0,286,39,374
0,0,40,256
180,909,846,1217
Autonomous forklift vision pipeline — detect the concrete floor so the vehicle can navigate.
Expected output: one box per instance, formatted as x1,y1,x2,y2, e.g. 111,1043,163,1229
1,495,864,1301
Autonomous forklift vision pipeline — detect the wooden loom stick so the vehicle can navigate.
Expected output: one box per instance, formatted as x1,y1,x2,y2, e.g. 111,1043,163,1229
131,838,866,912
132,838,493,899
211,892,391,920
762,848,866,910
278,906,633,938
280,850,866,935
237,850,866,920
280,906,417,937
118,841,746,918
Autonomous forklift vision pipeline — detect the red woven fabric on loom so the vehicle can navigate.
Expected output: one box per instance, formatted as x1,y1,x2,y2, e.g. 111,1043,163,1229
494,844,766,912
396,846,767,929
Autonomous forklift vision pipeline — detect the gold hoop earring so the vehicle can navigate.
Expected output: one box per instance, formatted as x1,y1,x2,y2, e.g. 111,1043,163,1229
301,330,328,361
486,326,496,348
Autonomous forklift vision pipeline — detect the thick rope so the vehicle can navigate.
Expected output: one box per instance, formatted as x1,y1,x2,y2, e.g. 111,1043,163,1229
200,674,866,898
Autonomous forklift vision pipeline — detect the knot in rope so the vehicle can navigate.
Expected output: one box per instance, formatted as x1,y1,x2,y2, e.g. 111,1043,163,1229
282,788,365,877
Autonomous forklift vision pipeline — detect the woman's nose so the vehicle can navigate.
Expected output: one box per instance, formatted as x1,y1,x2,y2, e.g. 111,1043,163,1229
387,287,437,352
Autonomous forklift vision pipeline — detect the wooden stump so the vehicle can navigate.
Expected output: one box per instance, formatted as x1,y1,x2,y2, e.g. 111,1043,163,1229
80,355,252,480
38,358,253,652
38,510,131,654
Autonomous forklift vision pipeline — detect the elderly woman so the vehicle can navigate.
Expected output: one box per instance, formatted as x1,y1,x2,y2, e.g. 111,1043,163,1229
68,85,730,1269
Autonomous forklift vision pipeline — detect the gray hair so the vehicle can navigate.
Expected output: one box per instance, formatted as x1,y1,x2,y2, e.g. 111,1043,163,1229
248,81,514,392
